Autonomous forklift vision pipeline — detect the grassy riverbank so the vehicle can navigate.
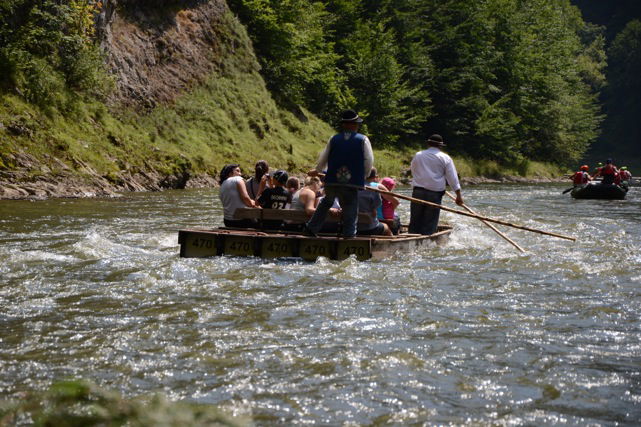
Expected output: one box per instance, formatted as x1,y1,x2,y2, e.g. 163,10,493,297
0,1,566,200
0,379,248,426
0,81,564,200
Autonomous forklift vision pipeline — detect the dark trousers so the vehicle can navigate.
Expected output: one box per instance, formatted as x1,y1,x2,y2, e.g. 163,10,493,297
307,185,359,237
408,187,445,235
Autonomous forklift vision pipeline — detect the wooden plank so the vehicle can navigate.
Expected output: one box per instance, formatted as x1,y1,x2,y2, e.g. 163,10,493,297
179,231,218,258
177,226,453,260
260,237,296,258
299,239,334,261
336,239,372,261
234,208,372,224
223,235,255,257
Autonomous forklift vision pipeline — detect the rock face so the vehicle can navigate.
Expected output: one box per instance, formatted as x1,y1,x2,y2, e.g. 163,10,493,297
98,0,231,109
0,151,217,200
1,0,231,200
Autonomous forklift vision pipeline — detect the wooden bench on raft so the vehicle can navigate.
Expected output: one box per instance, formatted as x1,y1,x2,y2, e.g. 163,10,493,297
233,208,373,226
233,208,406,234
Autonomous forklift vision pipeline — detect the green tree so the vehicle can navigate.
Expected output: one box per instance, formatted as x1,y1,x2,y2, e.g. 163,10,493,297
227,0,351,120
0,0,108,110
342,21,428,144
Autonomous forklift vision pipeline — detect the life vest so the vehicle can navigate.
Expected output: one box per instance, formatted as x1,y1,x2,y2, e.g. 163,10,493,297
601,164,616,184
573,171,587,185
601,164,615,176
325,132,366,186
620,170,631,180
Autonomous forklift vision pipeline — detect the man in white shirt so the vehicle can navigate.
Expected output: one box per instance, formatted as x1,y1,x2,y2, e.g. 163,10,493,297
409,134,464,235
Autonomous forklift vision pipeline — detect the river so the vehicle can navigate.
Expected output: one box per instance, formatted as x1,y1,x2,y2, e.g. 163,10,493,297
1,184,639,424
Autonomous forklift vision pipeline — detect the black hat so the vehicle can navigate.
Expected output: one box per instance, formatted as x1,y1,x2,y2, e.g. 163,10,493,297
272,170,289,185
427,134,446,147
340,109,363,123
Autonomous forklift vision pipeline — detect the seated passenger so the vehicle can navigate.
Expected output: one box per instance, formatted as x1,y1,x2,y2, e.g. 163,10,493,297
245,160,269,200
594,159,618,185
357,169,392,236
288,177,340,232
286,176,300,197
257,170,292,229
219,163,258,228
571,165,591,187
380,177,401,234
619,166,632,189
291,176,322,217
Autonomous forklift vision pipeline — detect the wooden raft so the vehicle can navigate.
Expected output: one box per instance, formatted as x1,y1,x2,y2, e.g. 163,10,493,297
178,209,452,261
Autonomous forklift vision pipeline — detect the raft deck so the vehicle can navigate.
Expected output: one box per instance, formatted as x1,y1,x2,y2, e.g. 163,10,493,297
178,226,452,261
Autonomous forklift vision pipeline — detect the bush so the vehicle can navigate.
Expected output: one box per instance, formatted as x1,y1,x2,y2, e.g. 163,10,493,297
0,1,110,109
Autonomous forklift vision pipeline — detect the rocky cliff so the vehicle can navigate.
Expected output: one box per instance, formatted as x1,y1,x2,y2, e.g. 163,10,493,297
0,0,329,200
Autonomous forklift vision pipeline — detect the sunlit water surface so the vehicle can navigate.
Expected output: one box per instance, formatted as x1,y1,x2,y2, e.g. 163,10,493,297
1,184,640,424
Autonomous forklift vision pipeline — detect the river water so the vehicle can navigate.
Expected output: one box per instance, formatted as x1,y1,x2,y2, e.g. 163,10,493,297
1,184,640,425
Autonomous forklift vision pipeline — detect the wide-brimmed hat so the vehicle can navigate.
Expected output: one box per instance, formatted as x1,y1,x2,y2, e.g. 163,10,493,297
427,134,446,147
340,109,363,123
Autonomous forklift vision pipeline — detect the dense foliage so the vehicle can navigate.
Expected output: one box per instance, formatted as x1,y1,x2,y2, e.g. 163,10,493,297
0,0,108,113
228,0,604,164
572,0,641,167
0,0,610,166
0,379,248,426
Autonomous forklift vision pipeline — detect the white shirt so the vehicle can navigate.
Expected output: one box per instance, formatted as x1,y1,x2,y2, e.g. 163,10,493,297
315,133,374,178
219,176,247,220
410,147,461,192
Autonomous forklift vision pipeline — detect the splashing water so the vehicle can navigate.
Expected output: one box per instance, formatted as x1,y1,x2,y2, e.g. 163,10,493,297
1,184,640,424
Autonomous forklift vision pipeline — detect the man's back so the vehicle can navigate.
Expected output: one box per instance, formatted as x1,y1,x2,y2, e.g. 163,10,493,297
411,147,459,192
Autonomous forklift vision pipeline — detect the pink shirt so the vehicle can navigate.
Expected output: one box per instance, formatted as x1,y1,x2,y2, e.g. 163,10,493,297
382,199,395,219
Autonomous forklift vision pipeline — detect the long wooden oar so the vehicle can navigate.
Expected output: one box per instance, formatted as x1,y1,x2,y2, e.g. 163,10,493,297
364,186,576,241
444,191,526,253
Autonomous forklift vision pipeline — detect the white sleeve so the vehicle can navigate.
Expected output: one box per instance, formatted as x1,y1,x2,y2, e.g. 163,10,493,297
444,156,461,192
315,137,332,173
362,136,374,178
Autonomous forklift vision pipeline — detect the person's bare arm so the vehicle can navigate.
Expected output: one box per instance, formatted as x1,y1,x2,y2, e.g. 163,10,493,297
300,189,316,217
236,180,257,208
454,189,464,206
377,184,400,209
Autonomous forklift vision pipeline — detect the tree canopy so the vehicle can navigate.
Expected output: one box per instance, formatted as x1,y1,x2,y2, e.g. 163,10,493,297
229,0,604,165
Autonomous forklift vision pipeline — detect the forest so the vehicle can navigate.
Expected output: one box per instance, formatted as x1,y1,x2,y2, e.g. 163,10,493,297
1,0,639,172
572,0,641,167
228,0,607,165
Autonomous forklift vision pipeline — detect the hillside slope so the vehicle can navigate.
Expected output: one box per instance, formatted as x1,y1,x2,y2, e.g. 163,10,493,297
0,0,335,199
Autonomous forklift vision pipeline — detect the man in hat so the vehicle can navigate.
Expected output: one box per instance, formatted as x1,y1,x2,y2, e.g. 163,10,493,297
306,109,374,237
409,134,463,235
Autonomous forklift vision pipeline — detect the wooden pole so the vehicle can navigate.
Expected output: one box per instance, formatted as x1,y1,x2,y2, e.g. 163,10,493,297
444,191,526,253
364,186,576,241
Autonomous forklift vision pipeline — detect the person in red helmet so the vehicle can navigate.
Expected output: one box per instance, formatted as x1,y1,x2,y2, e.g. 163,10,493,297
571,165,591,187
593,159,618,185
619,166,632,189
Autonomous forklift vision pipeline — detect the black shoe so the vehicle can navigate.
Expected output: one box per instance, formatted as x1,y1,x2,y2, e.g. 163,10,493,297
303,223,318,237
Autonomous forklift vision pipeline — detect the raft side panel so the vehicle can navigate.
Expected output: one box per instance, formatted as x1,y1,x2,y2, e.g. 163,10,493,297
177,226,453,261
180,231,218,258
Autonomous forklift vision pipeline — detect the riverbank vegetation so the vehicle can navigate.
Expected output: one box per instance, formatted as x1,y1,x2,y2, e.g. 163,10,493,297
0,379,249,426
0,0,622,198
573,1,641,169
229,0,605,164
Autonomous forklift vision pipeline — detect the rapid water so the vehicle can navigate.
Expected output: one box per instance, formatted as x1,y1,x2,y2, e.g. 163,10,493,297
1,184,640,424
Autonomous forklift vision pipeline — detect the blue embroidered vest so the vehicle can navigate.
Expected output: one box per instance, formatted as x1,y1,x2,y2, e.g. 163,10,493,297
325,132,365,186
